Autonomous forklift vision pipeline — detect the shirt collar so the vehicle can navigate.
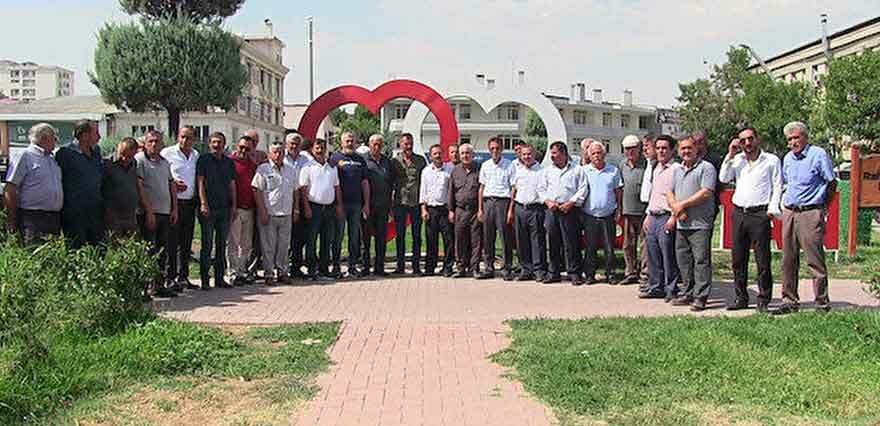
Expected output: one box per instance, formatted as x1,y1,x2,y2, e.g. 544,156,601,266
29,143,52,156
792,144,811,159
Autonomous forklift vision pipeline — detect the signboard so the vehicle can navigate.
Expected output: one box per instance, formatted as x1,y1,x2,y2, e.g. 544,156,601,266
720,189,840,250
860,154,880,208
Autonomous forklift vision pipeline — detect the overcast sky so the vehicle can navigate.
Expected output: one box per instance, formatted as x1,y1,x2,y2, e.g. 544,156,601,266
3,1,879,108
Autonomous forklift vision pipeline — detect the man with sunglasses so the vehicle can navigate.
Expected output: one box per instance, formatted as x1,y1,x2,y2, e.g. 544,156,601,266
227,135,258,285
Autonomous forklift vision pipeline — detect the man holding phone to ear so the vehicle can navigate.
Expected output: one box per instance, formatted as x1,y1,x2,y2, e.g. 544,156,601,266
718,127,782,312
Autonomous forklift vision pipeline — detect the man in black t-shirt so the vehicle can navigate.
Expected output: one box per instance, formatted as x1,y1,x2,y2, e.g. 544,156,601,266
196,132,237,290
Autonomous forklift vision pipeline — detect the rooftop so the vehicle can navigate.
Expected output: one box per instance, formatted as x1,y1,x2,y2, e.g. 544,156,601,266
0,95,119,115
749,15,880,68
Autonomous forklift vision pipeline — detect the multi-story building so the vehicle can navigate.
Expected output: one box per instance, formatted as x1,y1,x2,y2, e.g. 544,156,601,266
382,80,656,157
114,33,289,150
0,60,74,102
748,16,880,85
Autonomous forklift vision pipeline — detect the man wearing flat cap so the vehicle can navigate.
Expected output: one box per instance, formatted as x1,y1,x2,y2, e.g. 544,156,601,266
619,135,648,285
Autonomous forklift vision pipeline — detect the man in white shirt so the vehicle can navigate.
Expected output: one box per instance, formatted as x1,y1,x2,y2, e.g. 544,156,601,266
510,144,545,282
539,141,588,285
477,137,516,280
718,127,782,312
420,144,454,277
161,126,200,290
253,141,300,285
284,133,311,277
299,139,343,280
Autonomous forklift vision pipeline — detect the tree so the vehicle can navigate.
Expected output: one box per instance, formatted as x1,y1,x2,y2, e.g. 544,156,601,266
677,46,815,156
330,105,380,149
525,108,547,137
90,17,248,138
119,0,246,22
825,50,880,149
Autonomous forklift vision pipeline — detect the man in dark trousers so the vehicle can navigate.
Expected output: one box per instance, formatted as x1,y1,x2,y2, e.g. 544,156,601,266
448,144,482,278
196,132,237,290
55,119,103,248
363,134,394,276
420,144,454,276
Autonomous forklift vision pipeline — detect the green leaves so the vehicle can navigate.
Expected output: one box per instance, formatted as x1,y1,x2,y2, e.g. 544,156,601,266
825,50,880,145
119,0,246,23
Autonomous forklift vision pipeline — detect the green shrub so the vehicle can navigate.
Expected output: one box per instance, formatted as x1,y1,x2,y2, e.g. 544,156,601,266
865,254,880,299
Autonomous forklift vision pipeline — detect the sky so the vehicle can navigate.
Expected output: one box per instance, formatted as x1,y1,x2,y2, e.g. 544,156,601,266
3,0,880,108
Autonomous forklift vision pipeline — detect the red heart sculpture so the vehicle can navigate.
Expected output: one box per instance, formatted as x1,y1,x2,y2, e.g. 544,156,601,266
297,79,459,242
298,79,459,156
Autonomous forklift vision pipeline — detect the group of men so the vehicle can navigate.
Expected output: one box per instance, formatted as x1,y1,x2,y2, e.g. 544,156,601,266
4,119,835,314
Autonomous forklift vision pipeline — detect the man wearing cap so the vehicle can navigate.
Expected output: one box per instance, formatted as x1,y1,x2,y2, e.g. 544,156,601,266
619,135,648,285
777,121,835,315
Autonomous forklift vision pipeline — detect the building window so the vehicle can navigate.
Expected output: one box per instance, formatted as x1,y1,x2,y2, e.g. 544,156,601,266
573,110,587,125
459,134,471,145
193,125,211,142
602,112,613,127
131,125,155,136
394,104,409,120
638,115,651,130
458,104,471,120
247,62,254,83
22,89,35,96
620,114,631,129
260,69,266,90
22,80,35,87
22,70,35,78
10,89,19,96
276,77,282,98
497,104,519,121
9,70,19,78
498,134,521,150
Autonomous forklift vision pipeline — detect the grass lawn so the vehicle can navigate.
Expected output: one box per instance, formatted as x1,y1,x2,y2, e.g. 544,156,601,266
493,311,880,426
1,319,339,425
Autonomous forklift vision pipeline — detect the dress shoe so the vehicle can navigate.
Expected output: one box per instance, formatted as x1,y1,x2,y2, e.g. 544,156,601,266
606,275,621,285
815,303,832,312
442,269,455,278
180,279,199,290
232,276,246,287
671,296,694,306
476,271,494,280
726,299,749,311
154,287,178,298
570,276,584,286
277,275,292,285
638,291,665,299
542,275,562,284
264,277,275,286
290,269,306,279
690,298,707,311
515,273,535,282
452,270,468,278
756,302,769,313
215,279,233,289
422,270,436,277
392,267,406,275
374,270,388,277
412,269,425,276
584,276,599,285
772,303,800,315
502,271,515,281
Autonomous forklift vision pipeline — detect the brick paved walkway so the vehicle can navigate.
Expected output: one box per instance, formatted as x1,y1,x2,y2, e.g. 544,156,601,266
156,278,878,426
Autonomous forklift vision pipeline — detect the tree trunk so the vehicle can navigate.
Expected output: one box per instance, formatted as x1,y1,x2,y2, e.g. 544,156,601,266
167,107,181,141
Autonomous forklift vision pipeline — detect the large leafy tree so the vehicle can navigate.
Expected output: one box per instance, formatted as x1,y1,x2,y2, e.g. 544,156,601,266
90,17,248,138
119,0,246,22
824,50,880,150
331,105,380,149
677,46,814,156
525,108,547,137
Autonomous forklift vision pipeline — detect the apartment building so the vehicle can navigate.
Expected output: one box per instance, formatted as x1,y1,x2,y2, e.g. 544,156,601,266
0,60,74,102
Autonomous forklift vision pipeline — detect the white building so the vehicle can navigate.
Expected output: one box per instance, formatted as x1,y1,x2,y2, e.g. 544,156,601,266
115,33,289,150
749,16,880,84
0,60,74,103
382,77,657,157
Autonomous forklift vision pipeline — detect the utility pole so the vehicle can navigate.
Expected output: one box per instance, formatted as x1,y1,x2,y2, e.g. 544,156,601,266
306,16,315,102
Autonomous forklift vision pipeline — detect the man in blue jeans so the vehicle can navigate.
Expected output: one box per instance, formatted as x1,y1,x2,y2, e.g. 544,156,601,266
641,135,680,301
196,132,237,290
391,133,426,275
329,132,370,278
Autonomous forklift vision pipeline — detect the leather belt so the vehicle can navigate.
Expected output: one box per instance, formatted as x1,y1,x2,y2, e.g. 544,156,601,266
785,204,822,212
735,205,768,213
516,202,544,210
649,210,670,217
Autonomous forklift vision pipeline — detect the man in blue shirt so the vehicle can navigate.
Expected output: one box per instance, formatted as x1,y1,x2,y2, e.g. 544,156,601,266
329,132,370,277
777,121,835,315
580,140,623,284
55,120,104,248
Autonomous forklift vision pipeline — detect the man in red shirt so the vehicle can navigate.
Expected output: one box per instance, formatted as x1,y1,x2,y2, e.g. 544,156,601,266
227,135,258,285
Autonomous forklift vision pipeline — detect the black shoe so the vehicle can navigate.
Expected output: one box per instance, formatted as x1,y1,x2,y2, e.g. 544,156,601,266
815,303,832,312
392,267,406,275
347,267,362,278
476,271,494,280
515,273,535,282
583,276,599,285
422,270,436,277
180,278,199,290
772,304,800,315
690,299,707,311
534,273,545,283
542,275,561,284
638,291,665,299
412,269,424,276
726,299,749,311
290,269,306,279
442,269,454,278
453,270,468,278
472,270,483,279
374,270,388,277
606,275,620,285
215,279,233,289
154,287,178,298
671,296,694,306
502,271,515,281
664,294,677,303
232,276,246,287
328,267,342,279
620,276,640,285
570,275,584,286
756,302,769,313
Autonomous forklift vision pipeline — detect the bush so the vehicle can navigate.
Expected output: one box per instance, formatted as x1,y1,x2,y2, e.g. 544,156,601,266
865,254,880,299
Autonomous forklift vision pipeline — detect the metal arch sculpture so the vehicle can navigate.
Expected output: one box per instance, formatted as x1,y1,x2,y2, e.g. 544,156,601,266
399,82,568,165
297,79,459,159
